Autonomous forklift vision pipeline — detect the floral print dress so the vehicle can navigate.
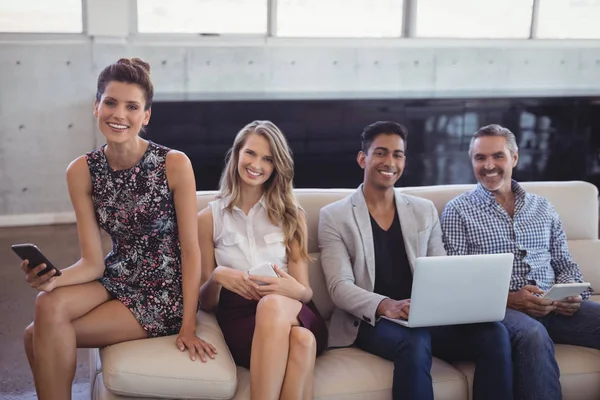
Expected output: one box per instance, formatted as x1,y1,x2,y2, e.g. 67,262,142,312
86,141,185,337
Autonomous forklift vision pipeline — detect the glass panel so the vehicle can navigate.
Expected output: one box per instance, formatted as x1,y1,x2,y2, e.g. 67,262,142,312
276,0,403,38
0,0,82,33
416,0,533,38
537,0,600,39
138,0,267,34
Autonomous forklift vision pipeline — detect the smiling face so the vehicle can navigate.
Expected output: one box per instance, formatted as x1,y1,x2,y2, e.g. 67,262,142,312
94,81,151,144
237,133,275,189
471,135,518,193
357,133,406,191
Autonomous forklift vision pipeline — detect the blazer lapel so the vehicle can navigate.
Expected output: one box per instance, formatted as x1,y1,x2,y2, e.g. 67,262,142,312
351,185,376,290
394,191,419,272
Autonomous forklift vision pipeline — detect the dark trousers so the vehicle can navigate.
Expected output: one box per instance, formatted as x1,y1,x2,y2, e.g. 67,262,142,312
355,319,513,400
502,301,600,400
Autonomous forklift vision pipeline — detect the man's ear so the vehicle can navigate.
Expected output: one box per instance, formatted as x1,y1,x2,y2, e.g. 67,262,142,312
512,151,519,168
357,151,366,169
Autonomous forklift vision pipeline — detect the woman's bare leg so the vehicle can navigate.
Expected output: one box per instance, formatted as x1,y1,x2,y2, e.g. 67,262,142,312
249,294,302,400
24,281,147,400
280,326,317,400
23,322,37,391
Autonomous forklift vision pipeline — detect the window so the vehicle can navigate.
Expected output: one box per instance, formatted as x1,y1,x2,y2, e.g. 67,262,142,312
0,0,82,33
537,0,600,39
276,0,404,38
137,0,267,34
416,0,533,38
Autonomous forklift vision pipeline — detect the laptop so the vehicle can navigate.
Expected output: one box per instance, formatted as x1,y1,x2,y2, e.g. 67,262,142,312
381,253,514,328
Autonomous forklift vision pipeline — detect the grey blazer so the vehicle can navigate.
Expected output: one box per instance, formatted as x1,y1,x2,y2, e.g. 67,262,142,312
318,185,446,348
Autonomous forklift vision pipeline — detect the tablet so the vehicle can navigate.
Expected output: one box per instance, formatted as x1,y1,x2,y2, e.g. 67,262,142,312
541,283,591,301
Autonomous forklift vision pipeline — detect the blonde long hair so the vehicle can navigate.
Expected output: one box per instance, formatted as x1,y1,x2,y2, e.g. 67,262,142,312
218,120,309,261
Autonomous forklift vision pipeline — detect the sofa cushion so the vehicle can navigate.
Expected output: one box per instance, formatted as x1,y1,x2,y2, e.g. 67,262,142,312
231,347,467,400
294,190,354,253
314,348,468,400
455,343,600,400
555,344,600,400
100,312,237,399
568,240,600,293
308,253,335,320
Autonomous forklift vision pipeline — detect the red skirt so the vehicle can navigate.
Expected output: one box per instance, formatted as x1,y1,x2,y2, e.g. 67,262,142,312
215,288,328,368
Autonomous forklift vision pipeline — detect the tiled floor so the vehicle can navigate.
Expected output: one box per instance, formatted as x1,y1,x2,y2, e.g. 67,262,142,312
0,224,110,399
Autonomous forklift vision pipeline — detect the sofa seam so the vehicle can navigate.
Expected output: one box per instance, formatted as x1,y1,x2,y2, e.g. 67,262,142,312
561,370,600,377
314,388,389,399
313,377,467,399
104,370,236,383
109,387,232,400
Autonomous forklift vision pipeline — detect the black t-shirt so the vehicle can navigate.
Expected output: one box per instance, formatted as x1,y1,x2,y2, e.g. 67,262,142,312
370,208,413,300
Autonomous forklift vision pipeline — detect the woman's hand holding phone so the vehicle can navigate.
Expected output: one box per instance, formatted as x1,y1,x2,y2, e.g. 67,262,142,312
214,266,261,301
21,260,59,292
249,264,305,300
12,243,62,292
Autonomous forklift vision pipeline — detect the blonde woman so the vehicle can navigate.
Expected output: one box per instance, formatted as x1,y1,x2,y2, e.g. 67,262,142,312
198,120,327,400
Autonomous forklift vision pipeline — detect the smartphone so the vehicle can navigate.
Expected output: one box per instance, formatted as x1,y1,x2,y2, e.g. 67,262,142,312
541,282,590,301
248,262,278,285
11,243,62,277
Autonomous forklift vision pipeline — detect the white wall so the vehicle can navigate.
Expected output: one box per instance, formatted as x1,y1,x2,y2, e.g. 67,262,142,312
1,36,600,224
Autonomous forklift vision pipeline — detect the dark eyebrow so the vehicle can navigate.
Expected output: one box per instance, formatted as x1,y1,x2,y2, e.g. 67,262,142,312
474,152,504,158
373,147,404,154
104,96,141,105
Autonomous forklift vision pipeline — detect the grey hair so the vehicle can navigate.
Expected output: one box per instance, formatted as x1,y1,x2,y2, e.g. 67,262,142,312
468,124,518,157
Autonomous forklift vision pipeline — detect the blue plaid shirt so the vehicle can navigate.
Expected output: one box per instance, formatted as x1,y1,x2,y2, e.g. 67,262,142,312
440,180,592,300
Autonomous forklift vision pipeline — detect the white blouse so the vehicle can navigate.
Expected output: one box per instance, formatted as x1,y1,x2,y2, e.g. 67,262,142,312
210,197,288,273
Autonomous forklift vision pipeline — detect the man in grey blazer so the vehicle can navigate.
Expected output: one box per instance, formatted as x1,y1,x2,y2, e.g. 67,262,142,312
317,121,513,400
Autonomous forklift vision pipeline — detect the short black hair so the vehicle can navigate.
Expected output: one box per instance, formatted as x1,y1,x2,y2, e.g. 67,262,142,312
361,121,408,153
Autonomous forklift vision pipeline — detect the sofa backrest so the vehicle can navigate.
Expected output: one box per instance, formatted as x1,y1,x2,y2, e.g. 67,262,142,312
196,181,600,320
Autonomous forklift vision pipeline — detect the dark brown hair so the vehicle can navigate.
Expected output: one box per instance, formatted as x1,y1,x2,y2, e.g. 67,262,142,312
95,58,154,110
361,121,408,153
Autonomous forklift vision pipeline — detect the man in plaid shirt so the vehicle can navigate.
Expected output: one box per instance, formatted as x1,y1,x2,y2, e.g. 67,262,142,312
441,124,600,400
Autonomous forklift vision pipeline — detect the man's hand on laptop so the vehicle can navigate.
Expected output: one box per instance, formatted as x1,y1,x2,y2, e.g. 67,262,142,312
507,285,556,317
377,298,411,320
554,295,582,316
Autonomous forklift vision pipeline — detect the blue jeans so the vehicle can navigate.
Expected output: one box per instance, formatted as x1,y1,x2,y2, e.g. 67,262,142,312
502,300,600,400
354,319,513,400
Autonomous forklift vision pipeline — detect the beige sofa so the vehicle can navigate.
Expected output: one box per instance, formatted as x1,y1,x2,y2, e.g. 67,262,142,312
90,181,600,400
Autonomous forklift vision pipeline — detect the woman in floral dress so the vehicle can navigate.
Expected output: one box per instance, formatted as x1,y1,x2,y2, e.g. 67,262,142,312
20,58,216,400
